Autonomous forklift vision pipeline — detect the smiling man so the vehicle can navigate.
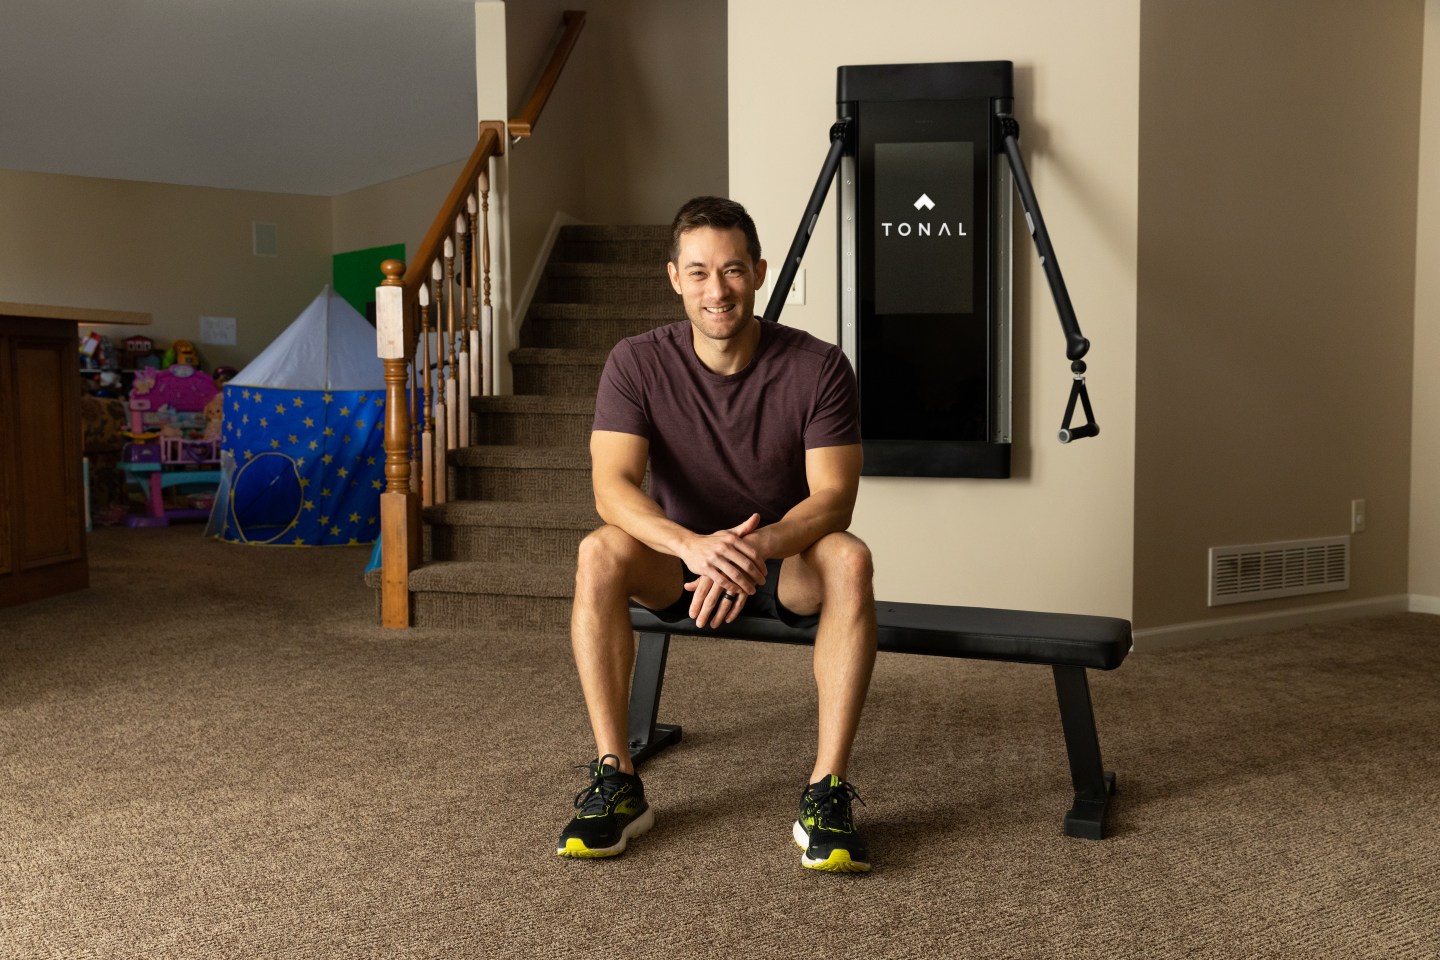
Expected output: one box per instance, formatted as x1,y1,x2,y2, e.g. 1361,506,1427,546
556,196,879,873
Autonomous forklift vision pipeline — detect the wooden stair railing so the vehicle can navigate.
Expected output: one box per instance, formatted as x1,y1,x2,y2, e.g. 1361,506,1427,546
375,11,586,628
509,10,586,140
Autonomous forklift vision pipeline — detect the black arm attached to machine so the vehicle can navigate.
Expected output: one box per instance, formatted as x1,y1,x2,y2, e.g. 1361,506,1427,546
997,114,1097,442
763,120,851,332
763,115,1100,444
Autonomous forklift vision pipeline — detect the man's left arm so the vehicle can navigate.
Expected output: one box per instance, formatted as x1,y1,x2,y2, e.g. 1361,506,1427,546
748,443,862,561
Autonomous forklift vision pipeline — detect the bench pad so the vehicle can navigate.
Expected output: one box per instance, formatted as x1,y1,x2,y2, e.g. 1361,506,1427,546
630,600,1132,671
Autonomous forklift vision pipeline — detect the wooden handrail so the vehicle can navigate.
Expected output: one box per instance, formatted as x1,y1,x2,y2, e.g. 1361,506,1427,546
403,123,506,290
508,10,586,139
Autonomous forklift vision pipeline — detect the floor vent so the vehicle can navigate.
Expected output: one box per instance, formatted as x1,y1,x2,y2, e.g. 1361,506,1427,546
1208,536,1350,607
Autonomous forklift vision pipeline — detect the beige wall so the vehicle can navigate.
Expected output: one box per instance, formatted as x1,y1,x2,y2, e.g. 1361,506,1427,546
331,159,467,259
0,168,331,371
1413,0,1440,607
0,159,469,375
578,0,729,224
1134,1,1424,630
503,0,591,377
729,0,1140,617
505,0,728,227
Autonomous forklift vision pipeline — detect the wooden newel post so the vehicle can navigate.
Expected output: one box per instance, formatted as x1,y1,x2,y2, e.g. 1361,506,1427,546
377,259,419,628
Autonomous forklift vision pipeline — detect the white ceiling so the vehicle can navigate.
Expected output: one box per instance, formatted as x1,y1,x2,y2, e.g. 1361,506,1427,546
0,0,481,196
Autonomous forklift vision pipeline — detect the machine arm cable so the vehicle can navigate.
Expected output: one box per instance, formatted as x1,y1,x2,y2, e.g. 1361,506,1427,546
997,113,1099,442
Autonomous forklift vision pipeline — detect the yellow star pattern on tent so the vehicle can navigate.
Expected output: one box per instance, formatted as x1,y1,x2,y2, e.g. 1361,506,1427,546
218,384,383,546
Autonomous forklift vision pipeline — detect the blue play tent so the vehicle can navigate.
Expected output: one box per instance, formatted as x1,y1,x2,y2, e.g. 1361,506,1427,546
210,286,386,546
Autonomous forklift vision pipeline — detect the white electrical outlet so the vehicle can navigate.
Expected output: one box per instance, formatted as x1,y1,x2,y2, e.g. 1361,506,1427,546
1351,499,1366,533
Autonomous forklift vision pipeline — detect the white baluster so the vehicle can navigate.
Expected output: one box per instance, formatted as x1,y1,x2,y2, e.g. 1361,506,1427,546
431,260,448,504
443,239,459,453
479,165,494,396
418,284,434,507
467,194,482,402
455,213,471,448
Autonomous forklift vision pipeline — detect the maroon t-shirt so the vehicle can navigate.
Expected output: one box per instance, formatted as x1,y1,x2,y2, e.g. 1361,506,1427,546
592,319,861,534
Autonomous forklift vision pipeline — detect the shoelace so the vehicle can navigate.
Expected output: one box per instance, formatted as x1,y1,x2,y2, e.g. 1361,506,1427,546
807,779,865,832
572,753,627,816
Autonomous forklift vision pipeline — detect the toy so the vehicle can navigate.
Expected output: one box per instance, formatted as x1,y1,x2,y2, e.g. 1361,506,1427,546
92,370,123,398
202,393,224,441
162,339,201,370
119,365,223,527
123,336,155,370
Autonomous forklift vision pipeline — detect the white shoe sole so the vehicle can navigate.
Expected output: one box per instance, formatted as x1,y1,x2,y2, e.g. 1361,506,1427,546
792,819,871,873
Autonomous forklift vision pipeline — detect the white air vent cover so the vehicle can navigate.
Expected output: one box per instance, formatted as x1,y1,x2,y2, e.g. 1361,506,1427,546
1208,536,1350,607
252,221,278,257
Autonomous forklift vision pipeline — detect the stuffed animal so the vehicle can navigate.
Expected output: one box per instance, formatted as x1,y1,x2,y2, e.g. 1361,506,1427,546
203,393,224,441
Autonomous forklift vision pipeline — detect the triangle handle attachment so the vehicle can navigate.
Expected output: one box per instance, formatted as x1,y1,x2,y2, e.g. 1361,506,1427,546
1058,360,1100,443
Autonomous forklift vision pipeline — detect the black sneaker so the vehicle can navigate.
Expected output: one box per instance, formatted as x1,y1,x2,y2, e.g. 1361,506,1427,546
792,774,871,873
556,754,653,858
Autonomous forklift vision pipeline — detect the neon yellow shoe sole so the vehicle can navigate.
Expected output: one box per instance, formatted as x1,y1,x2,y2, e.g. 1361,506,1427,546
556,806,654,859
792,821,871,873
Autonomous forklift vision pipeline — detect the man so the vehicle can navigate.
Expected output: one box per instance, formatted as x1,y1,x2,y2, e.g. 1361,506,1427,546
557,196,879,873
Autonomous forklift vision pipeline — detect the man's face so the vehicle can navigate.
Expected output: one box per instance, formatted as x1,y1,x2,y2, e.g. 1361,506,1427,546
667,226,767,343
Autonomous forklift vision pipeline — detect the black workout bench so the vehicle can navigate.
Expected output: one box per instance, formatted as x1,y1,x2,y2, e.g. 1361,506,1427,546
627,600,1133,840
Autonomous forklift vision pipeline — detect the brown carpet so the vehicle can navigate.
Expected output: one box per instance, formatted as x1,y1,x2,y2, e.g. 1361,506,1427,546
2,527,1437,959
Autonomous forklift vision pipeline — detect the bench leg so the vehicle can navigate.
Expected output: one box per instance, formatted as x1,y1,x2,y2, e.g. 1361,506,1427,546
628,631,682,766
1052,665,1117,840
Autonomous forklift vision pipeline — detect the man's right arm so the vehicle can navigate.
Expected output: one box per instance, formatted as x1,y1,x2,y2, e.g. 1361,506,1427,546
591,429,766,597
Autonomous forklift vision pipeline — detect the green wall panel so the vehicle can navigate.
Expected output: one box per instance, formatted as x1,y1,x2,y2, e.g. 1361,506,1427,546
333,244,405,321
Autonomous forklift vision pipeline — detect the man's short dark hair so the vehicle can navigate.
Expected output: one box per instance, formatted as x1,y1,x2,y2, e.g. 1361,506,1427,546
669,196,762,265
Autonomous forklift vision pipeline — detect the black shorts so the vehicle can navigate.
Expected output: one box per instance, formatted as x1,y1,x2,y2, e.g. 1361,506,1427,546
640,558,821,630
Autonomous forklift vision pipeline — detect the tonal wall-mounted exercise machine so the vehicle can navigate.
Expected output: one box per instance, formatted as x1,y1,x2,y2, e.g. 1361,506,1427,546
763,60,1099,479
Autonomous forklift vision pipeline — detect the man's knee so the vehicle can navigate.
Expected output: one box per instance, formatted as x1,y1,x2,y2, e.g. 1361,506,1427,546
575,525,642,591
809,532,874,590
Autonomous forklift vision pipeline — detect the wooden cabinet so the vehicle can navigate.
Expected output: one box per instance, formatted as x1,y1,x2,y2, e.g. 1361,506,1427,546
1,315,88,607
1,304,150,609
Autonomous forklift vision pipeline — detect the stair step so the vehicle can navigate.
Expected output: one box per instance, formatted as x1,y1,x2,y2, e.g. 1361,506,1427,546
425,500,598,565
559,224,671,241
409,559,575,597
471,394,595,446
510,347,608,397
544,262,667,278
526,302,676,320
406,560,575,630
555,225,671,264
425,499,600,528
537,265,678,305
448,444,592,502
521,311,674,350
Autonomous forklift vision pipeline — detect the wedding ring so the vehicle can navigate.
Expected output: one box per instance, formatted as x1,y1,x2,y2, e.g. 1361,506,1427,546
722,592,738,602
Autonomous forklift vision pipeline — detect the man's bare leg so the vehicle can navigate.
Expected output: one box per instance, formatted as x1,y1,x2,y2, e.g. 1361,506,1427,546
571,524,684,774
777,531,878,783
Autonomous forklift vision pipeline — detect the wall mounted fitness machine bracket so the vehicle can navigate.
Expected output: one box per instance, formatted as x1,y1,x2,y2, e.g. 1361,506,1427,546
762,61,1099,479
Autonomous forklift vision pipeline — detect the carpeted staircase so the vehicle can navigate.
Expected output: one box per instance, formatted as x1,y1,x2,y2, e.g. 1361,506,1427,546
388,224,676,630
